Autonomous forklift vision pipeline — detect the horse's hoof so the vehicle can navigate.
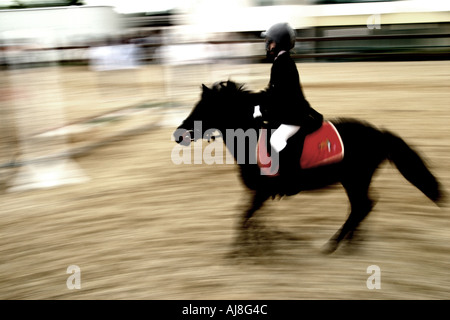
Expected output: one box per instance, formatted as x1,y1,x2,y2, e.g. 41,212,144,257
321,241,338,254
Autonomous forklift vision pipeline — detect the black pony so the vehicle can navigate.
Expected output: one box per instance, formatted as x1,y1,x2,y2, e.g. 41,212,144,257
174,81,444,253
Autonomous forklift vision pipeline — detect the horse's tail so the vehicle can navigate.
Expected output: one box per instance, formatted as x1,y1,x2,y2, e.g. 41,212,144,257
383,131,445,205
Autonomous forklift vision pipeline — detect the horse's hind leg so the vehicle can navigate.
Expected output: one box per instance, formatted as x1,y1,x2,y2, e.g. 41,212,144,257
323,178,374,254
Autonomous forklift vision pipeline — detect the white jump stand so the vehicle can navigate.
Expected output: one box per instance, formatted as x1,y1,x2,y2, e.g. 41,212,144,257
6,63,89,192
8,158,89,192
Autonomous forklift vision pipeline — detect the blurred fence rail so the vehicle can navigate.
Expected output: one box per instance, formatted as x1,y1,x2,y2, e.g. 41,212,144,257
292,32,450,61
1,31,449,68
206,32,450,61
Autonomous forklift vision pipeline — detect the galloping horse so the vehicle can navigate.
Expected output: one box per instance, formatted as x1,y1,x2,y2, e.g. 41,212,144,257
173,81,444,253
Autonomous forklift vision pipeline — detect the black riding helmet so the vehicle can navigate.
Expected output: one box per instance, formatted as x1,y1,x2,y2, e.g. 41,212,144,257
261,22,296,54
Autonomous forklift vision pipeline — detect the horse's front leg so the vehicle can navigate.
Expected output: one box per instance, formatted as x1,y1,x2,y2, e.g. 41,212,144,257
231,190,269,251
230,191,269,255
241,190,269,229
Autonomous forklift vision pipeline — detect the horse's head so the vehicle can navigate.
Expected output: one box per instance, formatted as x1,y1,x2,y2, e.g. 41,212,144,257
173,80,252,146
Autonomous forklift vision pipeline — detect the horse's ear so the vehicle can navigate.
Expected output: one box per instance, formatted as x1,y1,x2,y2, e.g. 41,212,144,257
201,84,210,92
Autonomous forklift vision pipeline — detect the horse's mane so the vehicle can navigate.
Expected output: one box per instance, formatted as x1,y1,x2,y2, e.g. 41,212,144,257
211,80,248,95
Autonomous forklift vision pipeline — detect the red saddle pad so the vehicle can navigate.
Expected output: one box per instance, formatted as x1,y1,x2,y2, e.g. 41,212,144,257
257,121,344,176
300,121,344,169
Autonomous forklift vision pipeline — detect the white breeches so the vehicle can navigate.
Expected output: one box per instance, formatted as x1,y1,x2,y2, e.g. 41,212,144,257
270,124,300,153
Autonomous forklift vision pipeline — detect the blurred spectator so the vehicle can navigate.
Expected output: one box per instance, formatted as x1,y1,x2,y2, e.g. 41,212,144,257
88,36,141,71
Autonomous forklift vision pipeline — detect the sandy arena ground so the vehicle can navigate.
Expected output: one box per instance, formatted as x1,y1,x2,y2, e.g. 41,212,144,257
0,61,449,300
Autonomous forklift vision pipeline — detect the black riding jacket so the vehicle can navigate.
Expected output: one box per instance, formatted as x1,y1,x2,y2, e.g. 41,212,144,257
260,52,323,133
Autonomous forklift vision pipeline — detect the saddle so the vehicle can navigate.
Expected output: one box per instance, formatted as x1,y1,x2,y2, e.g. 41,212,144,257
257,121,344,176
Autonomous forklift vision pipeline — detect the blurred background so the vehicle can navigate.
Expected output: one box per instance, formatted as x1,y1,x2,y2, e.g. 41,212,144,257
1,0,449,66
0,0,449,300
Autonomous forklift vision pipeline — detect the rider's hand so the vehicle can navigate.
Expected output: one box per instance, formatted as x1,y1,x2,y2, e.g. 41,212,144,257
253,105,262,118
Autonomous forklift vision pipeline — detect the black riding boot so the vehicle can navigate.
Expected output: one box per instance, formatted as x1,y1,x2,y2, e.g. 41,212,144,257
274,149,298,195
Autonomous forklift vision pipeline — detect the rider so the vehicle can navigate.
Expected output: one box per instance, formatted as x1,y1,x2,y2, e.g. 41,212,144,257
254,22,323,179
